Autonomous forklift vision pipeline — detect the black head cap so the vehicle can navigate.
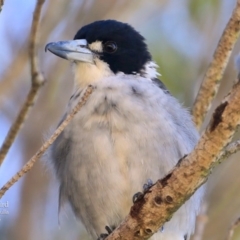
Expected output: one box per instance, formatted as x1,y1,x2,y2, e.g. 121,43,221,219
74,20,152,74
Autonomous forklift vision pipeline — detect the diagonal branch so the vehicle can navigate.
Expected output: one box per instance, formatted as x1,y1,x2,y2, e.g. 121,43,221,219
0,85,94,199
106,77,240,239
192,0,240,130
0,0,45,166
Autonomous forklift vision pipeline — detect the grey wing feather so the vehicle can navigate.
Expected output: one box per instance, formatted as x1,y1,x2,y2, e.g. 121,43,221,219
152,78,170,94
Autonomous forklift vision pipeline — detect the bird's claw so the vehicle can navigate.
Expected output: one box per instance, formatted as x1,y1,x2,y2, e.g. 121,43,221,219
98,233,108,240
132,192,144,203
132,179,154,203
97,225,114,240
143,179,154,193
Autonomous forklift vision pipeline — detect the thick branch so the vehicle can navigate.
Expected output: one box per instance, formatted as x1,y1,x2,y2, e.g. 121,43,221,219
192,0,240,130
226,217,240,240
220,140,240,160
0,85,94,199
0,0,45,166
106,79,240,239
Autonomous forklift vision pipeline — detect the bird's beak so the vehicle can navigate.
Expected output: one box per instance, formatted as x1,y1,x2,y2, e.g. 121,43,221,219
45,39,93,63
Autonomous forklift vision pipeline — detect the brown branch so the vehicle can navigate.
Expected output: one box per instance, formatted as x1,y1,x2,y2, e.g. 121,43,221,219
0,0,4,13
226,217,240,240
0,0,45,166
192,0,240,130
220,140,240,160
29,0,45,83
106,78,240,239
0,85,94,199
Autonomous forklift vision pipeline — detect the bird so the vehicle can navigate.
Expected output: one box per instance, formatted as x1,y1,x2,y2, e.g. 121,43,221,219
45,19,204,240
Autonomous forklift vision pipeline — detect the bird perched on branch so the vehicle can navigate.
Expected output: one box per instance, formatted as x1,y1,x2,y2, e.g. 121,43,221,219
46,20,204,240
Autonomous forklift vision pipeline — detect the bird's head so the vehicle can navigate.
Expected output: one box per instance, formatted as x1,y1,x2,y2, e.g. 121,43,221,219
45,20,159,88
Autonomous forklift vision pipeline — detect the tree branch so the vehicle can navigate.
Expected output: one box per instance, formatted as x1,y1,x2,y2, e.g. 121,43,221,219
226,217,240,240
106,77,240,239
0,0,45,166
192,0,240,130
220,140,240,160
29,0,45,84
0,85,94,199
0,0,4,13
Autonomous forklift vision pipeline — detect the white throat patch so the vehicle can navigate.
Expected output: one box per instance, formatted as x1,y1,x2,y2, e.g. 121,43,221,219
72,59,160,90
72,58,113,88
140,61,160,80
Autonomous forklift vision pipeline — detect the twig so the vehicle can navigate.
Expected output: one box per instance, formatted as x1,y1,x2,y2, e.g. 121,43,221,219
0,0,4,12
226,217,240,240
0,0,45,166
105,78,240,239
192,204,208,240
0,85,94,199
29,0,45,83
192,0,240,130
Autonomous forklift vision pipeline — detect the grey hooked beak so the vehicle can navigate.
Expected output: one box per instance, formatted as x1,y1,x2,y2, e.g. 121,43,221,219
45,39,93,63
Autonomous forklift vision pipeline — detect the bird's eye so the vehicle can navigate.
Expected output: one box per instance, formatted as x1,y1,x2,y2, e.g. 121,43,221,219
103,41,117,53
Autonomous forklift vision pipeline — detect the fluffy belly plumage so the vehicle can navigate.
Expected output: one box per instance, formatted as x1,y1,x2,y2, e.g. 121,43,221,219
50,77,203,239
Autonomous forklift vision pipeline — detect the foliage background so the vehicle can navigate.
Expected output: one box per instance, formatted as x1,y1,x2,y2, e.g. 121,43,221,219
0,0,239,239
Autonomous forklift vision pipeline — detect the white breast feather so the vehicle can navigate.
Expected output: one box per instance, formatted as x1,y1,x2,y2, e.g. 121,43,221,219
53,74,204,240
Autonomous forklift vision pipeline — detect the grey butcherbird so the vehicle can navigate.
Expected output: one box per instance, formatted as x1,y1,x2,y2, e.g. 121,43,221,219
45,20,204,240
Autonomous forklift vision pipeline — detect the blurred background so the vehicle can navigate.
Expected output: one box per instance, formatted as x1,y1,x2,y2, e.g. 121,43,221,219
0,0,240,239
